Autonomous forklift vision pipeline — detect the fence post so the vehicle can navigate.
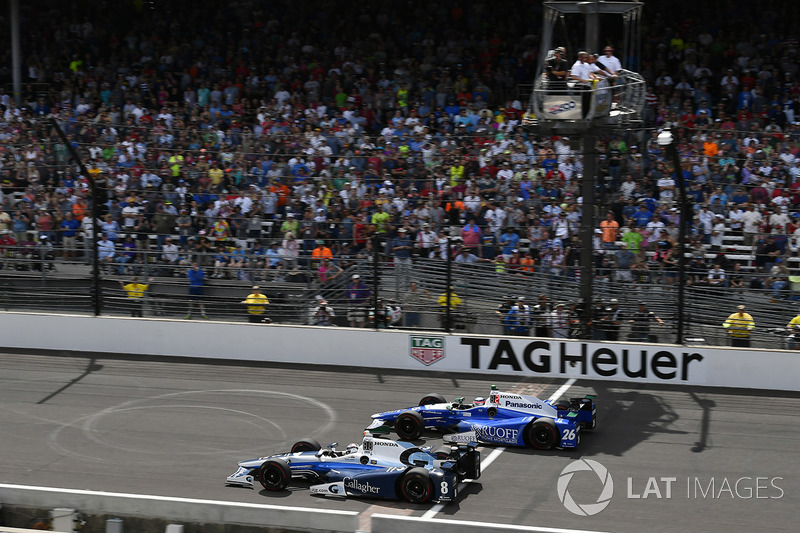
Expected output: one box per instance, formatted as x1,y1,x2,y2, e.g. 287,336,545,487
372,233,380,329
445,237,452,333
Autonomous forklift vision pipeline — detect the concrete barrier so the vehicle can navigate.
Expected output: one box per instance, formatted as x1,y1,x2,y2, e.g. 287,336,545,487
0,484,359,532
1,312,798,391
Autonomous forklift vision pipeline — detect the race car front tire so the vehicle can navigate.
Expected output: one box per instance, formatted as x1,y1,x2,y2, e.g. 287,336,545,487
290,438,322,453
400,467,434,503
524,418,558,450
395,410,425,440
419,393,446,406
258,459,292,491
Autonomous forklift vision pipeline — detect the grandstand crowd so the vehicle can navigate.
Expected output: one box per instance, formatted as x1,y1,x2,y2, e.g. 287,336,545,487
2,0,800,298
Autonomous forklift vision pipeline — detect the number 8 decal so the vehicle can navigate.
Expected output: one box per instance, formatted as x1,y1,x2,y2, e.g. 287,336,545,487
440,481,449,494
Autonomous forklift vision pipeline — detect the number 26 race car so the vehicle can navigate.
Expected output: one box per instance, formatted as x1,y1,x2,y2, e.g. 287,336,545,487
366,385,596,450
226,435,480,504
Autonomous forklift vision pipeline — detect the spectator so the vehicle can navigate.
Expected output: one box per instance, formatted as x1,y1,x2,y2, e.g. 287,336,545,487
317,258,343,285
119,276,154,317
498,227,521,259
186,262,208,320
599,212,619,249
766,259,790,301
455,247,479,263
242,285,270,323
461,219,482,249
281,232,300,271
115,235,140,275
598,298,623,341
59,212,81,258
722,305,755,347
345,274,371,328
33,235,55,271
707,263,727,288
545,47,569,92
310,298,336,326
549,302,570,338
311,239,334,269
389,227,413,290
628,301,664,342
729,262,745,290
0,230,17,270
504,296,531,336
401,281,430,328
496,295,515,335
786,311,800,350
416,223,437,258
97,233,116,271
160,237,181,273
437,285,463,330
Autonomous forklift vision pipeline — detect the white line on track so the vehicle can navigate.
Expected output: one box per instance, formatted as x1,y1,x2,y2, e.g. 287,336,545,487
420,378,577,520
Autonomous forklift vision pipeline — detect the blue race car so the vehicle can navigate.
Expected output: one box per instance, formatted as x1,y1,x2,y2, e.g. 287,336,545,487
226,435,480,504
366,385,596,450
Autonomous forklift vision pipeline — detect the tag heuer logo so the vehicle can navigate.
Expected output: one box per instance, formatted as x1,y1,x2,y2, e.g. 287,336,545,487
409,336,445,366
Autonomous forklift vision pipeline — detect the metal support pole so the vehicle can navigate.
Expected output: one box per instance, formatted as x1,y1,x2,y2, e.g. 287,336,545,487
445,238,452,333
50,119,102,316
657,129,688,344
371,233,380,329
10,0,22,107
671,143,688,344
584,0,600,53
579,133,597,338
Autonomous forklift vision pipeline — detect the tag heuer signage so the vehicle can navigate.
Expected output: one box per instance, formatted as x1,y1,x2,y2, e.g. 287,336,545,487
409,335,445,366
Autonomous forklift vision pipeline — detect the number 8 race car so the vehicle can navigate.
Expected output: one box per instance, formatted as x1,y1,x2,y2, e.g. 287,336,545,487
366,385,596,450
226,435,480,504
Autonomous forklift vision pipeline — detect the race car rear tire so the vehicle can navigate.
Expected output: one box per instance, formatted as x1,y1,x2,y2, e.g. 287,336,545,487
290,438,322,453
258,459,292,491
525,418,558,450
400,467,434,503
433,445,454,460
419,393,446,406
395,410,425,440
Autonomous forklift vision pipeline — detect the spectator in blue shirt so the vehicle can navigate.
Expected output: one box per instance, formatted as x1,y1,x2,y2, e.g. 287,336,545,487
499,227,521,258
632,205,653,227
59,212,81,258
186,262,208,319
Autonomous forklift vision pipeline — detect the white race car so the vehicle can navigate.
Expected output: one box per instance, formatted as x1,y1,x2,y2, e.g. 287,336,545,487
226,435,480,503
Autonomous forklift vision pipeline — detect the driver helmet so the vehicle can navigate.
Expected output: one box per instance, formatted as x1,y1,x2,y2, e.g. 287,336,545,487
346,442,358,454
473,397,486,406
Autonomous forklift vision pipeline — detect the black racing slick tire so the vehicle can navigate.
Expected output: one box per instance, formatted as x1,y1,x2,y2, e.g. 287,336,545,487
400,467,434,503
395,410,425,441
433,445,454,460
258,459,292,491
524,418,559,450
290,438,321,453
419,393,446,406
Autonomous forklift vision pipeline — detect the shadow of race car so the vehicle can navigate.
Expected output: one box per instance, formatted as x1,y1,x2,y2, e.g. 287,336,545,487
366,385,596,450
226,435,480,503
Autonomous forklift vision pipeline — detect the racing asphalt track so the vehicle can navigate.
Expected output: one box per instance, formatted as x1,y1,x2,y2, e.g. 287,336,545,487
0,350,797,532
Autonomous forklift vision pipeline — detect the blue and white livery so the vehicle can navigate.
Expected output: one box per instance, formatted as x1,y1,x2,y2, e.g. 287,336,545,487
367,386,596,450
226,435,480,504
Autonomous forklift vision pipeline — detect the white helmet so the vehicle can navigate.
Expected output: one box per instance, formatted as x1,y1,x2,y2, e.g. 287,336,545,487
473,397,486,406
346,442,359,454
